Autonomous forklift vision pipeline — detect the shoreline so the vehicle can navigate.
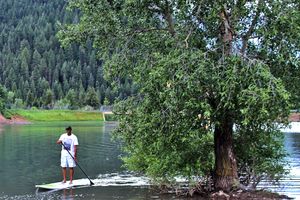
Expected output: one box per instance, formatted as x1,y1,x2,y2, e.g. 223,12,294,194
0,109,104,123
0,114,31,125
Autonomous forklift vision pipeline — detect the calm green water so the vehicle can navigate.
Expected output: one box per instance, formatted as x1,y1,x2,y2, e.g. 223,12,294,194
0,122,299,199
0,122,152,200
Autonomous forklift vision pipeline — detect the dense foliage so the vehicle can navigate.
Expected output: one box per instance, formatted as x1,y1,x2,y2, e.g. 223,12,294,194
61,0,297,192
0,0,136,109
114,51,290,187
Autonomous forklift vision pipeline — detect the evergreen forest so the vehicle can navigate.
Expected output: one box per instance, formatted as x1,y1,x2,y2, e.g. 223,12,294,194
0,0,135,109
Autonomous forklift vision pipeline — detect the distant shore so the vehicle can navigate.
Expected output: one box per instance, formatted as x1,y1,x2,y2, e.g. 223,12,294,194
0,109,104,124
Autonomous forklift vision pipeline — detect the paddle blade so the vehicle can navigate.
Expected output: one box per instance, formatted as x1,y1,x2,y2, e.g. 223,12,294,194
90,181,95,186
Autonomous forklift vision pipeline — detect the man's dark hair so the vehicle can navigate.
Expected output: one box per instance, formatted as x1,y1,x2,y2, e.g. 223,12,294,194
66,126,72,131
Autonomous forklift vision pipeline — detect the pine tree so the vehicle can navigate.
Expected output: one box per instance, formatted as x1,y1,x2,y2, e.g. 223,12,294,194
0,84,7,113
85,87,99,109
65,89,76,109
26,91,34,107
78,84,85,108
43,89,54,108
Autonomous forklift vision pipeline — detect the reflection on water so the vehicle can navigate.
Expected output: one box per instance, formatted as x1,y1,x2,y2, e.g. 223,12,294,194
0,125,4,134
258,131,300,199
62,189,74,200
275,132,300,199
0,122,300,199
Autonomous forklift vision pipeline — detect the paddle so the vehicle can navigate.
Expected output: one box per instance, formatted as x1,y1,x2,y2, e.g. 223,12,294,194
61,142,95,186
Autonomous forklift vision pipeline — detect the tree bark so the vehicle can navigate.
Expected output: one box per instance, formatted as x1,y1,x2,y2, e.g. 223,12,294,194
213,115,239,191
219,8,233,56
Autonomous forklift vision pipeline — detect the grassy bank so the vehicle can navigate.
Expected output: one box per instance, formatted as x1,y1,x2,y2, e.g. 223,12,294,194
8,109,104,121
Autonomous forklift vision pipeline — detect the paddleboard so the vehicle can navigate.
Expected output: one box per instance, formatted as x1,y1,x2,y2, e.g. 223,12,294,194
36,179,92,190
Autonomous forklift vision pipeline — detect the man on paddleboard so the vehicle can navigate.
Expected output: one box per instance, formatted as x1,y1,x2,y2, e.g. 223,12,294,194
56,126,79,184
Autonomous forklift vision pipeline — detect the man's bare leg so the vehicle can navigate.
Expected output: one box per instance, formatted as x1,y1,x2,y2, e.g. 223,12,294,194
62,167,67,183
69,168,74,184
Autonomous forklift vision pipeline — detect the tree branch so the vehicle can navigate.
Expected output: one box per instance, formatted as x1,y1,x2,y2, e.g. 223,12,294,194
241,0,262,56
147,3,162,13
146,1,175,37
184,30,193,48
126,28,169,36
163,0,176,37
184,4,202,48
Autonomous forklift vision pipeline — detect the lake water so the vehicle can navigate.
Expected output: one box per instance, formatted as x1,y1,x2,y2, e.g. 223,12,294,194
0,122,299,199
275,129,300,199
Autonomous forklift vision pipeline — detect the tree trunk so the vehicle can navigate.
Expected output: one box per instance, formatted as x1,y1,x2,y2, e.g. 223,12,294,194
212,7,239,192
213,115,239,191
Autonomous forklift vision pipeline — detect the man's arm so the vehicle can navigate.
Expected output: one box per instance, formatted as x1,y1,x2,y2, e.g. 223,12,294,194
74,145,78,160
57,134,64,144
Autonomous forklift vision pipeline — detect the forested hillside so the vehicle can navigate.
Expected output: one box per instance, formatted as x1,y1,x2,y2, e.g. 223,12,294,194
0,0,135,109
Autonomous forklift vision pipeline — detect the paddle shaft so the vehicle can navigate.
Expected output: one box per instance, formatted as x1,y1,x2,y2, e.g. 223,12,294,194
61,142,94,185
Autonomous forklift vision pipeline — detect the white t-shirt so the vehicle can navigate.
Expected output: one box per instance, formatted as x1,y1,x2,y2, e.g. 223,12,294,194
59,133,79,156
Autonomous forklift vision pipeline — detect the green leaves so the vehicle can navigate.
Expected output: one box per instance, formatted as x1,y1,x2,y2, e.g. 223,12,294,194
111,49,216,179
234,127,289,187
112,49,290,183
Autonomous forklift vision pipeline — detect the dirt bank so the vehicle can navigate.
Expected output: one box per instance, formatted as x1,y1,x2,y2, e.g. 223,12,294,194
289,113,300,122
0,114,31,124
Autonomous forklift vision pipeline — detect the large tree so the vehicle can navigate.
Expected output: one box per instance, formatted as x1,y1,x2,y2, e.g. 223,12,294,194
58,0,298,191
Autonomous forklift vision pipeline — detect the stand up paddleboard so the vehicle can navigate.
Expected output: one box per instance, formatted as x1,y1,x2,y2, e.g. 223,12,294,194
36,179,92,190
